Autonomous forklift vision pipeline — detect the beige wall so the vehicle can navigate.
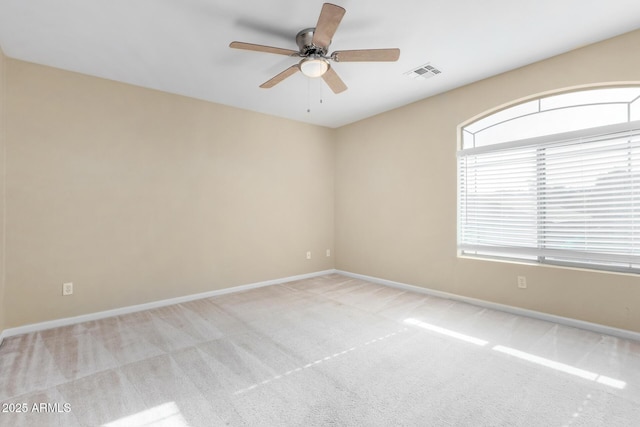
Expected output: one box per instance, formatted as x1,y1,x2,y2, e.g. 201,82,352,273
335,29,640,333
4,29,640,334
0,47,6,334
5,60,335,328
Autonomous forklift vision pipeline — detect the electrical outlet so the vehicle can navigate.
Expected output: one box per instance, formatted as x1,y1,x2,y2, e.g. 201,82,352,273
326,249,331,257
306,251,311,260
62,282,73,296
517,276,527,289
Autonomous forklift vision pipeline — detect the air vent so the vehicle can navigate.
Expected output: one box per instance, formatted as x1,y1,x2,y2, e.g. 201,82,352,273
404,63,442,80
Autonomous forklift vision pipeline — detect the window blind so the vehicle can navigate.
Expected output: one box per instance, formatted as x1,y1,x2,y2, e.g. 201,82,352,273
458,123,640,271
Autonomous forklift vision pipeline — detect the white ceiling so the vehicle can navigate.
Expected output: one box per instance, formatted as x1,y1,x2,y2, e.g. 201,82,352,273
1,0,640,128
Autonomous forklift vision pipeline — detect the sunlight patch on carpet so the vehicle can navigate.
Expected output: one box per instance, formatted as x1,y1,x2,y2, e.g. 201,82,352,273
233,328,409,396
404,318,489,346
103,401,188,427
403,317,626,390
493,345,627,389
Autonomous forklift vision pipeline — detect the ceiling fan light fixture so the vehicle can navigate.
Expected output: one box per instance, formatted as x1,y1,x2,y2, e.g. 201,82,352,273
300,57,329,78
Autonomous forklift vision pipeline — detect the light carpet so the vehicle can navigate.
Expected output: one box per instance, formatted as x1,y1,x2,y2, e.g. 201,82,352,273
1,273,639,426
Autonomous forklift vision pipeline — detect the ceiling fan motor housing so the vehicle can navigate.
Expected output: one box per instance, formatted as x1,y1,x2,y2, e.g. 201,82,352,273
296,28,328,56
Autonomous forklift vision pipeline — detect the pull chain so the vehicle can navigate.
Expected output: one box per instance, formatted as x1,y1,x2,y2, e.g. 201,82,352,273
306,79,324,114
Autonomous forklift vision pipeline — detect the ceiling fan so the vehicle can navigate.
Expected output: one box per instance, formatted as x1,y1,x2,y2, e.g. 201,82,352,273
229,3,400,94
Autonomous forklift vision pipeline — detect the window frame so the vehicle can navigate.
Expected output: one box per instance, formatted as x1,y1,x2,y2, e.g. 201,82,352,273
457,85,640,274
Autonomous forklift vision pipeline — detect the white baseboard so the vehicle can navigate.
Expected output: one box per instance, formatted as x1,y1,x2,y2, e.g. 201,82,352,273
0,269,337,343
336,270,640,343
3,268,638,346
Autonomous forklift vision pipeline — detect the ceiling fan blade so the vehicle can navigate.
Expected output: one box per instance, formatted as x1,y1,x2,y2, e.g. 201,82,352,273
322,66,347,94
312,3,346,48
332,48,400,62
229,41,298,56
260,65,300,88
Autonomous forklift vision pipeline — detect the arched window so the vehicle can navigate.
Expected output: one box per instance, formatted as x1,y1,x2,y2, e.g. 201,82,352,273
458,85,640,273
